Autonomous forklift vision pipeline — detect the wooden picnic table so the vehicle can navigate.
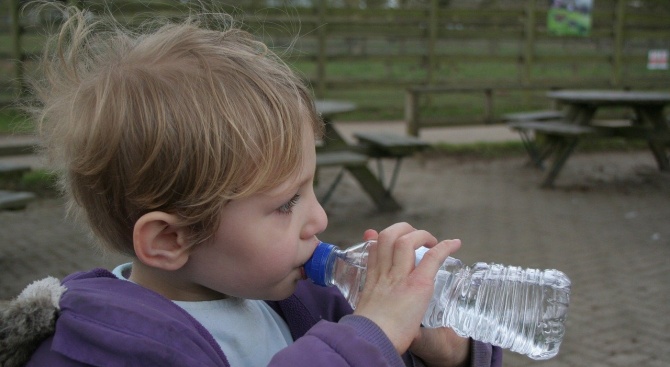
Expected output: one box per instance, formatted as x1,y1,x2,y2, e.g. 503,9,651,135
519,90,670,187
315,100,402,211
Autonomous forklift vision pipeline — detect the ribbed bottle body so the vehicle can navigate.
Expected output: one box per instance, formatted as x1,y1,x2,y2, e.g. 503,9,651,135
422,261,570,360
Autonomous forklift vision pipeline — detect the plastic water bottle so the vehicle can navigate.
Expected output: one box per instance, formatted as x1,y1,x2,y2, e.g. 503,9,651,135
303,241,570,360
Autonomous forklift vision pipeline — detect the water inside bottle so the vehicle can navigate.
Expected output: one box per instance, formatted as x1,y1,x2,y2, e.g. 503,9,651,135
424,264,570,360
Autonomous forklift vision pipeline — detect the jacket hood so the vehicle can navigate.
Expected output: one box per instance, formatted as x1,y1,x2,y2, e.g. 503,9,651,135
0,277,66,367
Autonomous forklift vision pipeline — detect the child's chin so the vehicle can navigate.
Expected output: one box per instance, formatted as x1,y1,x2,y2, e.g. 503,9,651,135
266,282,300,301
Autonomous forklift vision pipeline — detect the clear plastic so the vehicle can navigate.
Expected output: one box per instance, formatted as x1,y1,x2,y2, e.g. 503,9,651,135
303,241,571,360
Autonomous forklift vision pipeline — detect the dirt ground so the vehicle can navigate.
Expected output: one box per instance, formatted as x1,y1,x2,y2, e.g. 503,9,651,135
2,150,669,367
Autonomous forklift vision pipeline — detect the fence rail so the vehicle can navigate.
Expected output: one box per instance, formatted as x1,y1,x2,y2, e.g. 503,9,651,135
3,0,670,122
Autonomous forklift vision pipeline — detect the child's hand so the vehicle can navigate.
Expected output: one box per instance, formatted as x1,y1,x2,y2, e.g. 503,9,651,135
409,327,471,367
352,223,461,356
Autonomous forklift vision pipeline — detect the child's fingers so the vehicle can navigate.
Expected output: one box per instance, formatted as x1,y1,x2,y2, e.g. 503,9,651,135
412,239,461,279
375,223,440,275
365,240,379,275
389,230,438,275
373,223,416,273
362,229,378,242
355,234,460,354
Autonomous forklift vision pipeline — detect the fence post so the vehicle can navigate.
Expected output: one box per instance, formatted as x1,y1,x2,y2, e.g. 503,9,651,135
315,0,327,98
405,89,419,136
9,0,25,97
484,88,494,124
612,0,626,87
426,0,438,86
522,0,536,87
522,0,537,107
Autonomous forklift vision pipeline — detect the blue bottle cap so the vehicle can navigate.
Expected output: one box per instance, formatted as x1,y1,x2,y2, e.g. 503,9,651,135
304,242,336,286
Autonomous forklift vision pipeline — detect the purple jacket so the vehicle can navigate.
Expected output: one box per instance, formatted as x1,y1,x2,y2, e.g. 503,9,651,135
25,269,502,366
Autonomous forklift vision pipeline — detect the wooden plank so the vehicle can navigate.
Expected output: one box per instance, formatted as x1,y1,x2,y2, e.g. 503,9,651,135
0,190,36,210
316,151,368,167
503,110,564,122
406,82,587,94
354,132,427,149
354,132,429,157
0,143,37,157
415,116,491,128
0,163,31,176
533,55,612,64
507,121,596,136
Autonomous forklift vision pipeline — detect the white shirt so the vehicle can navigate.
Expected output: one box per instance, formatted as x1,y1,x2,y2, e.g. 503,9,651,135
112,263,293,366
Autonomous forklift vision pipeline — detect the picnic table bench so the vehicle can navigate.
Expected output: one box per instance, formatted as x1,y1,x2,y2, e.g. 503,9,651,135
354,132,430,158
0,190,36,210
507,121,599,181
315,100,428,211
353,132,429,194
0,134,40,210
503,110,564,122
315,150,369,205
0,162,36,210
0,162,31,176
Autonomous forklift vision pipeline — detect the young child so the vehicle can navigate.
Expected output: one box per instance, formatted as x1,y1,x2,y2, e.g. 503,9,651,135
1,3,501,367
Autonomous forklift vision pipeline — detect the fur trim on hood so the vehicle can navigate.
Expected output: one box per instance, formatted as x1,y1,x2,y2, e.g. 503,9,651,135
0,277,66,367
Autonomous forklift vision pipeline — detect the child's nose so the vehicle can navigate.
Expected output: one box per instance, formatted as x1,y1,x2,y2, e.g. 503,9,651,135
302,197,328,239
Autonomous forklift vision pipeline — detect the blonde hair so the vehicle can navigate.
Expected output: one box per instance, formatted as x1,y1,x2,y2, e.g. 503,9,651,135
28,3,323,255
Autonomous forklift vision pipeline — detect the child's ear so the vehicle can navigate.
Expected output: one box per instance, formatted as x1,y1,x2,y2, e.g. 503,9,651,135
133,211,191,271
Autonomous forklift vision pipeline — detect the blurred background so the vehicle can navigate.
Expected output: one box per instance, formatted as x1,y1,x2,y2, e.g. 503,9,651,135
2,0,669,126
1,2,669,367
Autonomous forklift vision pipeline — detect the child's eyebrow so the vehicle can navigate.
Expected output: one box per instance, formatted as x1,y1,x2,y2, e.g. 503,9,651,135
263,178,301,199
265,167,313,198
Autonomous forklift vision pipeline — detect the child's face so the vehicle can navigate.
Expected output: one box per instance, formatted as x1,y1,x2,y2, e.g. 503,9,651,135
182,125,328,301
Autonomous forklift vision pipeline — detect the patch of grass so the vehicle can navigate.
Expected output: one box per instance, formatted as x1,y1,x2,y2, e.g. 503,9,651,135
0,107,34,134
0,169,59,197
577,137,649,152
320,88,406,121
431,141,527,159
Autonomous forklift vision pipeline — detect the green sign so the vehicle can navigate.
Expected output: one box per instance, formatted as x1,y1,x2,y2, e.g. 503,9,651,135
548,0,593,37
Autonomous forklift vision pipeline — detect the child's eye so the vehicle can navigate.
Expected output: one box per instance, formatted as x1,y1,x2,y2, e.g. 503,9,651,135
277,194,300,214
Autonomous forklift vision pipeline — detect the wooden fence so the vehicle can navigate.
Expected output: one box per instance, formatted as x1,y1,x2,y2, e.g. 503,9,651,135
2,0,670,123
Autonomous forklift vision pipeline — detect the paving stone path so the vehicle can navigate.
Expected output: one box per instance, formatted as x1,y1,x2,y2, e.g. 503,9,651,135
2,142,669,366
